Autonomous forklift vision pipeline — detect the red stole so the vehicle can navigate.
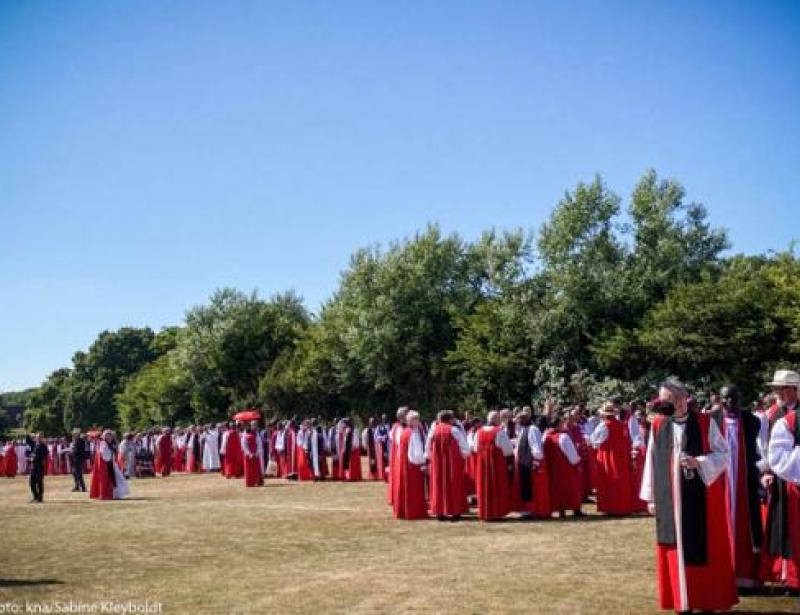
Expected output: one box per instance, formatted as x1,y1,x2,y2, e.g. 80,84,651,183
544,431,582,512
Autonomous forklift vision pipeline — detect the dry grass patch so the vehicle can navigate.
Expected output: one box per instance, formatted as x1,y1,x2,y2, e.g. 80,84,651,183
0,473,795,614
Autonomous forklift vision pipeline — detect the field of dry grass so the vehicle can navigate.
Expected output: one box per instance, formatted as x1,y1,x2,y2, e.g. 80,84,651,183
0,471,796,614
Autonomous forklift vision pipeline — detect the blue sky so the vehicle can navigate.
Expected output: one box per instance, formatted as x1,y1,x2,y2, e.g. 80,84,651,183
1,1,798,391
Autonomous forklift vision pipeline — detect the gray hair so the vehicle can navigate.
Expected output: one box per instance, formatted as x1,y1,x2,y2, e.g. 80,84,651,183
660,378,689,399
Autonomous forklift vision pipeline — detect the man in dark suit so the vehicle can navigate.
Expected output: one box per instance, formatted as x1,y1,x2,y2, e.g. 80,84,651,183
70,429,87,492
29,432,48,503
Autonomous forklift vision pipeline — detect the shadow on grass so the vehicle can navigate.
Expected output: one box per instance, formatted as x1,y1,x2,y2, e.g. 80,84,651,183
0,578,64,588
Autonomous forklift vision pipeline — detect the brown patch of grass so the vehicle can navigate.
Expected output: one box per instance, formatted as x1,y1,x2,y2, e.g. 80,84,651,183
0,472,795,614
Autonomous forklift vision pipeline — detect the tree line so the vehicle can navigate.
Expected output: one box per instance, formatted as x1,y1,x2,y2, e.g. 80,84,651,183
16,170,800,435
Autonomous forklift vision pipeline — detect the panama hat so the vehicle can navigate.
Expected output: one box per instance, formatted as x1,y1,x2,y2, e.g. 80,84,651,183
767,369,800,388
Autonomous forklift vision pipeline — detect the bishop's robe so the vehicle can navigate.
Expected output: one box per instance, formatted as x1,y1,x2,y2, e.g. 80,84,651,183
337,428,362,482
157,434,173,477
241,432,264,487
222,429,244,478
640,412,737,613
473,426,513,521
391,426,427,520
427,422,469,517
765,409,800,590
544,430,583,513
3,444,17,478
512,424,551,518
590,416,635,515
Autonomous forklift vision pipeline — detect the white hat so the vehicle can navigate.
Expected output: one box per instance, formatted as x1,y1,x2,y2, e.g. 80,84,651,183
767,369,800,388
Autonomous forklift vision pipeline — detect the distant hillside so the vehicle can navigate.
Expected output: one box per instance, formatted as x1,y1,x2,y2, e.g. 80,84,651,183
0,387,36,428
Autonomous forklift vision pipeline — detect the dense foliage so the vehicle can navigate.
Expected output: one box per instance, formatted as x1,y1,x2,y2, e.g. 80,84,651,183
12,171,800,434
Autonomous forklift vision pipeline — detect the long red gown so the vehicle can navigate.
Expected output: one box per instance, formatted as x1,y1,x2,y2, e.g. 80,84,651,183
594,417,635,515
511,429,551,518
386,422,403,504
223,430,244,478
157,434,173,477
428,423,468,517
544,431,582,513
89,445,114,500
392,427,427,520
3,444,17,477
242,432,263,487
475,427,511,521
338,429,362,482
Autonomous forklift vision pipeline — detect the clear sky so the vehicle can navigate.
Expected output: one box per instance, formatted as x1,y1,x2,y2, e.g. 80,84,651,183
1,1,798,392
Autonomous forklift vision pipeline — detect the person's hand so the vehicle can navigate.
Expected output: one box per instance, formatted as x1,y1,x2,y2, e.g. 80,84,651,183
631,449,639,459
761,474,774,489
680,455,699,470
647,503,656,515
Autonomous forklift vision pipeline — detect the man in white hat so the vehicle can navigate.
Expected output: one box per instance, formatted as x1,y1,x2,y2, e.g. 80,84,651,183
761,369,800,589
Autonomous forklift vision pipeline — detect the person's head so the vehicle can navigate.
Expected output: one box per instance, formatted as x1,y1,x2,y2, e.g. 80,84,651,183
35,432,44,443
720,384,741,410
72,428,81,441
547,414,563,430
486,410,500,426
437,410,454,424
517,409,532,426
498,408,511,423
768,370,800,406
659,379,689,417
380,413,388,424
406,410,420,428
396,406,409,423
103,430,114,444
368,417,377,428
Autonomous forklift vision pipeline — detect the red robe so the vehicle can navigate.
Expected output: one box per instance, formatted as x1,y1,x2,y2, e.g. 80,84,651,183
568,423,591,498
3,444,17,478
242,432,263,487
375,436,388,481
296,430,314,481
511,430,551,518
761,408,800,589
173,440,185,472
386,422,403,504
89,445,114,500
363,428,380,480
157,435,173,477
338,429,362,482
594,417,635,515
278,428,296,478
647,413,738,612
391,427,427,520
428,423,468,517
544,431,582,512
223,430,244,478
474,427,511,521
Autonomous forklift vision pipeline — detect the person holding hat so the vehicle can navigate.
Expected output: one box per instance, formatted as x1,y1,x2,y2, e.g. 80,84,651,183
639,379,736,613
760,369,800,589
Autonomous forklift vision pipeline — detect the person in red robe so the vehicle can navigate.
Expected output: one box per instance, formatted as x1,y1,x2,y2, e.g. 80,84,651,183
156,428,174,477
511,409,551,519
362,417,381,480
277,421,297,479
544,415,584,518
3,441,17,478
640,380,737,613
392,410,427,520
295,422,314,481
337,418,362,482
241,426,263,487
426,410,470,520
222,423,244,479
714,385,765,589
760,370,800,590
386,407,408,504
766,390,800,592
374,414,391,482
89,430,128,500
304,421,329,481
172,428,186,473
472,411,514,521
589,402,635,516
186,427,202,473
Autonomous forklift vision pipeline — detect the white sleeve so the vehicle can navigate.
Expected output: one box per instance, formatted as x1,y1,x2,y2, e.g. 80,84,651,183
452,427,471,458
408,431,426,465
639,432,655,504
495,430,514,456
351,430,360,451
589,422,609,448
528,426,544,461
241,434,252,457
469,431,478,453
361,429,369,450
695,418,729,486
220,431,229,454
558,434,581,465
768,418,800,483
424,427,435,460
628,417,644,448
99,442,113,463
757,413,771,472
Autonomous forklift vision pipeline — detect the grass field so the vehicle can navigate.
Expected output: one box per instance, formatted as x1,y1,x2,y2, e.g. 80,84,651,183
1,471,796,614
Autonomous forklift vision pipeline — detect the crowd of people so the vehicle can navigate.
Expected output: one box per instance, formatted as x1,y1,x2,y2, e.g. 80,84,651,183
4,368,800,613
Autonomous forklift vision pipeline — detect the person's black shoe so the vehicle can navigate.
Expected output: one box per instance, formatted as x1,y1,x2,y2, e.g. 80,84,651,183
559,510,566,519
573,510,586,518
437,515,447,522
449,515,461,522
